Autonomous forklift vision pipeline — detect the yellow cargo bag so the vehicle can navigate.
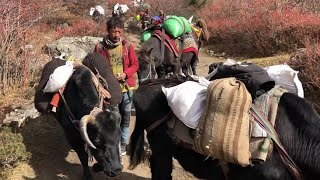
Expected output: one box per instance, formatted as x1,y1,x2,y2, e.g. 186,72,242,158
194,77,252,166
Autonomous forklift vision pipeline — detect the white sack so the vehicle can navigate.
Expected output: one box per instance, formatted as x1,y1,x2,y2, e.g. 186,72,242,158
264,64,304,98
89,7,95,16
119,4,129,14
95,5,105,16
43,61,74,93
162,80,209,129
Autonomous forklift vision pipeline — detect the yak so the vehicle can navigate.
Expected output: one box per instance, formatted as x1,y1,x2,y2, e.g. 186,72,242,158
128,77,320,180
138,36,198,82
137,19,209,82
35,53,123,180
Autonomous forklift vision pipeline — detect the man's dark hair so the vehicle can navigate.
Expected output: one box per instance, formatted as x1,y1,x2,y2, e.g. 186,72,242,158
106,17,124,31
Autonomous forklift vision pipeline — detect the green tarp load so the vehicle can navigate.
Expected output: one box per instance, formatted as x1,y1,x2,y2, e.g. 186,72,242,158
163,16,192,38
141,29,153,43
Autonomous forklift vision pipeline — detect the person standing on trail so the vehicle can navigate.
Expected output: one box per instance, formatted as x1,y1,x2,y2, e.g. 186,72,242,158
94,16,139,156
159,10,164,23
141,8,151,30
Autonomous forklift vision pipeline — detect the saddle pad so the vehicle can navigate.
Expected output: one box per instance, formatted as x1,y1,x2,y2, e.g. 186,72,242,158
174,34,199,56
194,77,252,166
167,116,194,146
152,30,180,57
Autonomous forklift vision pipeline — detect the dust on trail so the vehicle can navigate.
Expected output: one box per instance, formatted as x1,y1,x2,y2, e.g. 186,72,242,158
5,33,222,180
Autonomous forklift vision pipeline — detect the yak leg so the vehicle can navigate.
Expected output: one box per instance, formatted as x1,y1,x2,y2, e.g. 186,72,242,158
65,130,92,180
191,56,198,76
156,64,166,78
147,124,173,180
173,146,225,179
173,63,181,77
75,147,92,180
181,64,193,77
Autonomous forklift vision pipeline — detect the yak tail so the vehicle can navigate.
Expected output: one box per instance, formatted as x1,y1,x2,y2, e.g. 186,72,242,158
128,110,146,170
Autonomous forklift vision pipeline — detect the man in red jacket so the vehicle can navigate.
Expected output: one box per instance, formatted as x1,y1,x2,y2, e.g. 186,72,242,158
94,16,139,156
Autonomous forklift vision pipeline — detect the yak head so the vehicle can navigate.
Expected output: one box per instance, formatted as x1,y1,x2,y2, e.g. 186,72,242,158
79,108,122,177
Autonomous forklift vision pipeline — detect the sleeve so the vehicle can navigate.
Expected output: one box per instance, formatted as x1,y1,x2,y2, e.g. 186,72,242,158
123,43,139,78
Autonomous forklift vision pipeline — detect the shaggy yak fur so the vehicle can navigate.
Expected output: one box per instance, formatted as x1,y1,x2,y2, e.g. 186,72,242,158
129,77,320,180
35,53,123,180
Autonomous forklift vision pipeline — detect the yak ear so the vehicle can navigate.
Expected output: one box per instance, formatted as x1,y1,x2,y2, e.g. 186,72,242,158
147,48,153,56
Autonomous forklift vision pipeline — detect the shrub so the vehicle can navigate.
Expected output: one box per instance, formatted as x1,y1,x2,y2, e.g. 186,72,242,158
0,0,60,94
42,11,78,29
66,0,104,16
288,40,320,112
55,18,106,38
0,127,31,178
197,0,320,57
146,0,195,18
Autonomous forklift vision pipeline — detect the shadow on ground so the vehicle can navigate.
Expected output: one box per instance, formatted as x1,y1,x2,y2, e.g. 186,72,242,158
20,114,150,180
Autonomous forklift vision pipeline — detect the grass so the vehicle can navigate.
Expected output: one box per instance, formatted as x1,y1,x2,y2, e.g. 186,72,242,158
0,127,31,179
244,54,290,67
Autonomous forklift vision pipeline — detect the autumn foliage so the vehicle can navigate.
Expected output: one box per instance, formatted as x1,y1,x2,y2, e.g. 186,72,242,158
197,0,320,57
0,0,60,94
288,40,320,111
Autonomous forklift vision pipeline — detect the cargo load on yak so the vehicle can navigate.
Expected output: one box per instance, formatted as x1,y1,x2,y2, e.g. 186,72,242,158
34,53,122,114
141,29,153,43
161,62,303,167
194,77,252,166
141,15,192,42
162,16,192,38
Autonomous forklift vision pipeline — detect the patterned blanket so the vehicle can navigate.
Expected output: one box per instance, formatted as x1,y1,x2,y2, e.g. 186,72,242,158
152,30,198,58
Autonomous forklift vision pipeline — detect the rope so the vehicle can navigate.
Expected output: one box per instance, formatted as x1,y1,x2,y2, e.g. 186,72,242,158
250,105,303,180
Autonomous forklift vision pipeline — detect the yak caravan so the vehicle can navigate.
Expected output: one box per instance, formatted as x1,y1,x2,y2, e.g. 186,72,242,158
138,15,208,81
1,1,320,180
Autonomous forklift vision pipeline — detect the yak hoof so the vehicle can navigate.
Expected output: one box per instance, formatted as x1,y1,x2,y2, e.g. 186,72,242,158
92,163,103,172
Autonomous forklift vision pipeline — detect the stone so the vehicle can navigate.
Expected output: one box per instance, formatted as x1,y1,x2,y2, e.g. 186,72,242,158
44,36,103,61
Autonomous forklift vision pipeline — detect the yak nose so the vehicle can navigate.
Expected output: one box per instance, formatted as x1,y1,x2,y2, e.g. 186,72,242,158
107,167,122,177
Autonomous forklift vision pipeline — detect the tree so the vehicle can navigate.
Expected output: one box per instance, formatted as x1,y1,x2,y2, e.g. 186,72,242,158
0,0,59,94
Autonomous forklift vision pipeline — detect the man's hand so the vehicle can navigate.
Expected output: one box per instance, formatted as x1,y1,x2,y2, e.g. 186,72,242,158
116,73,126,81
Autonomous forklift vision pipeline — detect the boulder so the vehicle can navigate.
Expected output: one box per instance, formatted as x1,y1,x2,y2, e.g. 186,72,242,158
44,36,103,61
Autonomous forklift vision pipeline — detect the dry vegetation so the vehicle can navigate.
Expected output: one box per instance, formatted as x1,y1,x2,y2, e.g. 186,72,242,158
1,0,320,178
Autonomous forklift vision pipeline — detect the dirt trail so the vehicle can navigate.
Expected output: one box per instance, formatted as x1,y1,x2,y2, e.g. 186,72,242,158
6,33,223,180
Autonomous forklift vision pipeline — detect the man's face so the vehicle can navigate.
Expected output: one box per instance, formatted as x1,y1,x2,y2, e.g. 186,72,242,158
108,27,123,43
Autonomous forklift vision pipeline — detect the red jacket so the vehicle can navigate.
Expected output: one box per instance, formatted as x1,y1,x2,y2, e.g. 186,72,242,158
94,40,139,88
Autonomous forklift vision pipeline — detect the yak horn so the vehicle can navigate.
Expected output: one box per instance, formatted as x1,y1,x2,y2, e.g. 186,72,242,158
80,115,97,149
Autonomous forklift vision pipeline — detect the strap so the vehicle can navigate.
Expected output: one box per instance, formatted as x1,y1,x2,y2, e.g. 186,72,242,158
250,105,303,180
160,28,165,64
146,111,173,133
176,23,186,65
58,90,79,131
97,41,105,54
